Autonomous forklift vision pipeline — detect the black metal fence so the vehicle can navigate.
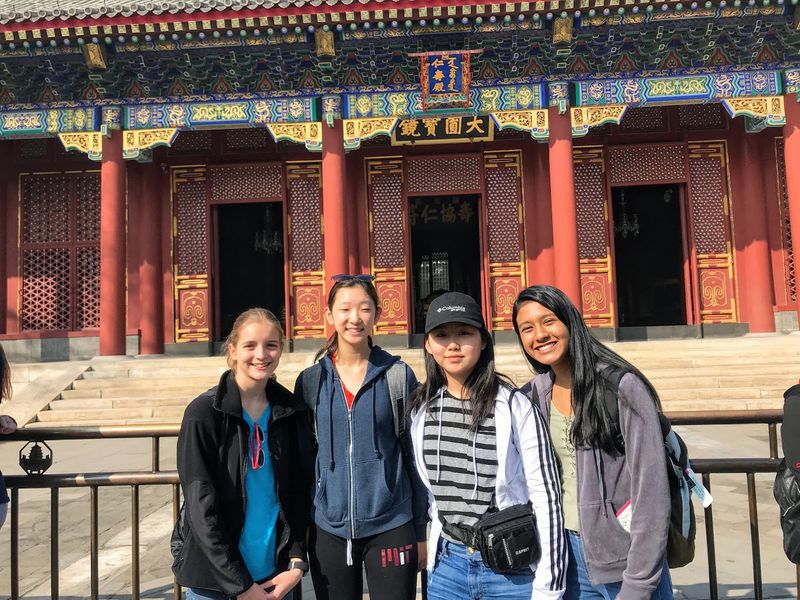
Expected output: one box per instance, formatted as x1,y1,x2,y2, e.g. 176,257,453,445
2,410,796,600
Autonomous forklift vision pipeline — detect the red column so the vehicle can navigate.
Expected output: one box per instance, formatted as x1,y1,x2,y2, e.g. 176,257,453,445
784,94,800,320
736,125,775,332
139,162,165,354
547,107,581,309
345,150,360,273
99,130,127,355
322,121,349,283
0,144,9,334
0,142,10,334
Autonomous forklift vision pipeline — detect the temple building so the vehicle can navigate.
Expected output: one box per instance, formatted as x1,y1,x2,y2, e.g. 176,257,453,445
0,0,798,360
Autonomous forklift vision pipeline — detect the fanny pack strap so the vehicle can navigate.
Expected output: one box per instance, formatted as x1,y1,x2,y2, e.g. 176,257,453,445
439,516,480,548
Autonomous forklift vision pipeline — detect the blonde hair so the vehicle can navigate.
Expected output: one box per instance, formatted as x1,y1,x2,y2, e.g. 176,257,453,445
0,344,10,402
224,308,284,373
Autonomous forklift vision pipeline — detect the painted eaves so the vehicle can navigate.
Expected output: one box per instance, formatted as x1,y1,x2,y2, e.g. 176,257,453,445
0,0,387,25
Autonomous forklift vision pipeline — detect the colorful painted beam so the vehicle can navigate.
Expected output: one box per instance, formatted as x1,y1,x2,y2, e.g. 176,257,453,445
491,109,549,141
123,96,317,130
343,117,399,149
0,106,98,136
571,105,627,137
343,83,547,119
58,131,103,160
123,127,179,160
786,68,800,97
574,70,783,107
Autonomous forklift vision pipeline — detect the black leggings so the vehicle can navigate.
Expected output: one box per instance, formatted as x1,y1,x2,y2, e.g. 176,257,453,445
309,522,418,600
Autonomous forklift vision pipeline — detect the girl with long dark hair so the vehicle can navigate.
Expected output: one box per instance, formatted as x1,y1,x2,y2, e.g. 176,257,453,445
409,291,566,600
295,275,427,600
0,343,16,531
172,308,313,600
512,285,672,600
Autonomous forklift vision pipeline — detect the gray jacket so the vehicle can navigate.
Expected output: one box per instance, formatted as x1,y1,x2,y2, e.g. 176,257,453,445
528,369,669,600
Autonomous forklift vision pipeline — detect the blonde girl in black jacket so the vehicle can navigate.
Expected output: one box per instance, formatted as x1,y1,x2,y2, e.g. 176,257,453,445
172,309,314,600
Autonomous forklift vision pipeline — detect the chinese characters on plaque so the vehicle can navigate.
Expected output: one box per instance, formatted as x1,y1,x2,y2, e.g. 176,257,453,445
392,115,493,145
417,50,477,110
409,197,475,227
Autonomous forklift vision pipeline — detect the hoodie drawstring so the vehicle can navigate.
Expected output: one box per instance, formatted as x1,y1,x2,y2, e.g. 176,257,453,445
371,384,381,459
471,432,479,500
594,448,608,517
328,381,335,472
435,388,444,482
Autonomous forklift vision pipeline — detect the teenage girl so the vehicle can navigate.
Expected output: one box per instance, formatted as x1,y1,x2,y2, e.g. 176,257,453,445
512,285,672,600
0,343,16,530
408,291,566,600
295,274,428,600
172,308,314,600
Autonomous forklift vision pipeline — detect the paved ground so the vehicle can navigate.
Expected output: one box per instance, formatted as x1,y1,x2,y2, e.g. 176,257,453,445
0,422,794,599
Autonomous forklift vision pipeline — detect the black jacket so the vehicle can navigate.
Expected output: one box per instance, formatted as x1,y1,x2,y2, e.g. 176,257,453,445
774,459,800,564
775,383,800,565
171,371,314,596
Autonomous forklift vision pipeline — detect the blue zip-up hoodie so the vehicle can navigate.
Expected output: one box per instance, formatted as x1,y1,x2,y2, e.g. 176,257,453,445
294,345,428,545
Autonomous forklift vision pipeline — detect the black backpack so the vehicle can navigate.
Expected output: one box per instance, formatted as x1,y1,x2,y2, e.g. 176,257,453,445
599,366,698,569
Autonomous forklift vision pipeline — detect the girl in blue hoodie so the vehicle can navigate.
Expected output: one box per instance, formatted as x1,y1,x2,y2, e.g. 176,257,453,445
295,275,428,600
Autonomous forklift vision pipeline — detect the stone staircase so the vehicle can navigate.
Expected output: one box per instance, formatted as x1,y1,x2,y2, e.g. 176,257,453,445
19,334,800,427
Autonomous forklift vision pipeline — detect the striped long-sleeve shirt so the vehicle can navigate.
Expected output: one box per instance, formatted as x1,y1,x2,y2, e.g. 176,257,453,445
410,384,567,600
422,390,498,539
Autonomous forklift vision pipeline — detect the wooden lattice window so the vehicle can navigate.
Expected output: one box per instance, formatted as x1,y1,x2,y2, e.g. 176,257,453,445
20,172,101,331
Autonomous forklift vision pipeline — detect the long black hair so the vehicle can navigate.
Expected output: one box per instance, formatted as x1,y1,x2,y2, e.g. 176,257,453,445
0,343,11,402
314,277,381,362
511,285,661,453
408,326,514,433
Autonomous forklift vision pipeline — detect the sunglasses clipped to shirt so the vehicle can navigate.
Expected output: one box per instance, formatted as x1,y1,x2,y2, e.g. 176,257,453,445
250,423,266,470
331,274,376,284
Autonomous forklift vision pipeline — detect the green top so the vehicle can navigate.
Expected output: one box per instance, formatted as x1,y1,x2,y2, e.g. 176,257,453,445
550,403,579,533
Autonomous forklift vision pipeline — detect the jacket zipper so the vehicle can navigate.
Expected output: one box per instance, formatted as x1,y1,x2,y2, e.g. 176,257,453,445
343,380,357,541
270,408,294,556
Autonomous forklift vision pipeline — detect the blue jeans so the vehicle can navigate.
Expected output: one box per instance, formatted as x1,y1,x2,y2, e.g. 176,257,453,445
427,537,534,600
565,531,673,600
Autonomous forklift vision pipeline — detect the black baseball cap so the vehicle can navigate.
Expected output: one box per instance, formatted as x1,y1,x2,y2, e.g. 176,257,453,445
425,292,486,334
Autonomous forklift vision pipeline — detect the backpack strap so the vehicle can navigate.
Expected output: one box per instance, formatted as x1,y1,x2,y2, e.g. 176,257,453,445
598,365,627,453
301,363,324,443
386,361,409,453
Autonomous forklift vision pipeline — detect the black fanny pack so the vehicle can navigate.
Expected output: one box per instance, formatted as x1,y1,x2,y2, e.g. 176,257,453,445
441,503,541,573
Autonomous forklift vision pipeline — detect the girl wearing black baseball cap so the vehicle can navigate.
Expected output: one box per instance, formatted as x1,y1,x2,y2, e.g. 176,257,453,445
408,291,566,600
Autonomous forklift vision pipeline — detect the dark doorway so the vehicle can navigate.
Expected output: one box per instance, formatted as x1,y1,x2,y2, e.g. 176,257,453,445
612,185,686,327
216,202,285,340
409,195,482,333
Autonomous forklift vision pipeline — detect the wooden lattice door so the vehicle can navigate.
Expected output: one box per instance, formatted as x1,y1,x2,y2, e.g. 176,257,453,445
366,158,411,335
19,172,101,331
574,146,616,327
484,151,526,330
172,166,210,343
686,141,738,323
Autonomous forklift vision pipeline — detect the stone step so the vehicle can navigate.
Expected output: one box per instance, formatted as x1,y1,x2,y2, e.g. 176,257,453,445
658,386,785,401
71,376,224,390
645,375,797,389
48,397,191,411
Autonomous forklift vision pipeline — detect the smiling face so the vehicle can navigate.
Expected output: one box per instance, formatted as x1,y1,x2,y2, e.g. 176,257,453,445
325,284,379,350
228,319,283,387
424,322,486,390
514,300,571,372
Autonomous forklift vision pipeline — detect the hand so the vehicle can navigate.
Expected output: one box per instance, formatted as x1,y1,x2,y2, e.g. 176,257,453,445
237,583,269,600
417,541,427,572
0,416,17,435
262,569,303,600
